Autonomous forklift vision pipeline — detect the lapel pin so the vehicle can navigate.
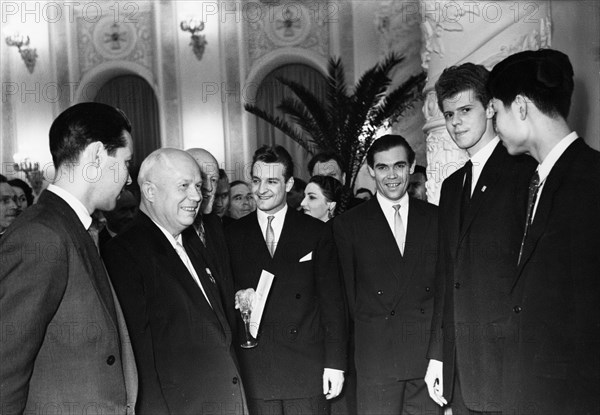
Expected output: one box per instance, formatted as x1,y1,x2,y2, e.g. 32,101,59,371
205,268,216,284
481,185,487,192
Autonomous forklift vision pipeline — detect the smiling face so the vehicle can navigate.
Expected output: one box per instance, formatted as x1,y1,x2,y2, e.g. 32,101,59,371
148,155,202,236
301,182,333,222
251,161,293,215
442,89,495,156
368,146,415,202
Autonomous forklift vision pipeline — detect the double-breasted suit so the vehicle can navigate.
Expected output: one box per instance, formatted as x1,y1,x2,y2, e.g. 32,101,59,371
502,138,600,414
0,190,138,414
334,197,438,385
225,208,347,401
103,212,247,415
427,142,535,411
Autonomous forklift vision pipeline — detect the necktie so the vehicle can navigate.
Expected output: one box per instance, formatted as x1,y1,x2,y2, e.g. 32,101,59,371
174,241,212,308
518,171,541,265
266,215,275,257
194,219,206,247
459,160,473,230
392,204,405,255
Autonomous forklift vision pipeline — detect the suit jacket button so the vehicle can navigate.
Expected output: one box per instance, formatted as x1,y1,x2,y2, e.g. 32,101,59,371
377,290,383,295
420,308,425,314
295,293,301,299
454,282,461,289
425,287,430,292
106,355,116,365
232,377,239,384
390,310,395,316
513,305,523,314
290,328,298,334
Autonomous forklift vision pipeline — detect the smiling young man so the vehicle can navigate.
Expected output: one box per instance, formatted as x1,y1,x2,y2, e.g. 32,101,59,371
424,63,535,415
225,145,347,415
489,49,600,415
333,134,438,415
103,148,247,414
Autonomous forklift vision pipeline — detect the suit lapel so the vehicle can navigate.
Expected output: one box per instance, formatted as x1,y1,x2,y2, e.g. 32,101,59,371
364,199,405,282
459,143,505,243
402,199,430,283
41,192,119,330
512,139,583,289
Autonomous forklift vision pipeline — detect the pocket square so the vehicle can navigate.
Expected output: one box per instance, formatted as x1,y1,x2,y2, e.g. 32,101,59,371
299,252,313,262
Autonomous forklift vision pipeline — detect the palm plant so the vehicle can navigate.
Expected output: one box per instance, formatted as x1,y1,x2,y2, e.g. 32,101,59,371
244,53,426,195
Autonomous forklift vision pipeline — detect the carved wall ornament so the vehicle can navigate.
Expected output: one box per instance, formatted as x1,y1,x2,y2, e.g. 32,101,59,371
376,0,422,59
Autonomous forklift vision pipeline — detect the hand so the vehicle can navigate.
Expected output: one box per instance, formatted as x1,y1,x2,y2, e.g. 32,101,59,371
322,368,344,400
424,359,447,406
234,288,256,312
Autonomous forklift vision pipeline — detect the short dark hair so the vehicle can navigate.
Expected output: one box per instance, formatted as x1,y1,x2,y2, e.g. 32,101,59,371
229,180,249,189
49,102,132,169
308,175,343,204
8,179,34,206
218,168,229,181
435,63,491,111
251,145,294,181
489,49,574,119
307,151,344,176
366,135,415,168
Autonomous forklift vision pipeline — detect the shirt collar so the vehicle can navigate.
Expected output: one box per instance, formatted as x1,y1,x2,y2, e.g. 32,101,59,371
537,131,578,183
469,136,500,167
257,203,288,223
150,218,183,249
376,190,409,211
47,184,92,230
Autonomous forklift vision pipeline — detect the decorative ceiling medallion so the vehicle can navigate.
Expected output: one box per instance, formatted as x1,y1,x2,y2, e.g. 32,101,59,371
93,16,137,60
264,3,311,46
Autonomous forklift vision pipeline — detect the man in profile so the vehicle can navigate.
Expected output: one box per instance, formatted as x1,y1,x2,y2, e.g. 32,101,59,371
0,103,137,414
103,148,247,415
226,145,347,415
489,48,600,414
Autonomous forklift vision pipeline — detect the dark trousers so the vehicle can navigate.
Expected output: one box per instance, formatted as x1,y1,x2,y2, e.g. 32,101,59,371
451,369,502,415
248,395,329,415
357,375,438,415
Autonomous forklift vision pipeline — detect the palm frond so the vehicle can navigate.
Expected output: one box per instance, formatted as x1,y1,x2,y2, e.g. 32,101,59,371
277,98,326,150
244,104,315,153
368,72,427,127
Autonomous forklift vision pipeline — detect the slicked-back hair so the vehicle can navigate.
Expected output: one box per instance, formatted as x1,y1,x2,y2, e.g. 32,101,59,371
435,63,491,111
489,49,574,119
366,135,415,168
307,151,344,176
251,145,294,181
49,102,132,169
8,179,34,206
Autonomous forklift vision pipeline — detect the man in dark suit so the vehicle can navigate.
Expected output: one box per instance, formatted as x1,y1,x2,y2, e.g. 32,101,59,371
226,145,347,415
0,103,138,414
103,148,247,415
424,64,536,415
489,49,600,415
334,135,438,414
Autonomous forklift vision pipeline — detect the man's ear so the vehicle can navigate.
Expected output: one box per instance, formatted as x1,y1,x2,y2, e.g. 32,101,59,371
485,101,495,119
515,95,528,120
367,165,375,178
85,141,105,166
341,172,347,186
141,181,156,202
285,176,294,193
409,161,416,175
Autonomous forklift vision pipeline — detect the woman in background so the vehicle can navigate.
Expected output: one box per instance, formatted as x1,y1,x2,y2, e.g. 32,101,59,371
9,179,34,215
300,175,343,222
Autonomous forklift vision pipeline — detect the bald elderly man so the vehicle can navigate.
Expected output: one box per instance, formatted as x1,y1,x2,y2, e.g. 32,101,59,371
103,148,248,415
187,148,220,214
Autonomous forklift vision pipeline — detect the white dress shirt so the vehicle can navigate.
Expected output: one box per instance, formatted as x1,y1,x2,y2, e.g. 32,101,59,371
376,191,409,250
152,221,212,308
532,131,578,219
468,136,500,196
257,204,288,255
